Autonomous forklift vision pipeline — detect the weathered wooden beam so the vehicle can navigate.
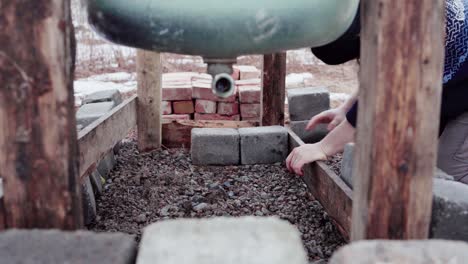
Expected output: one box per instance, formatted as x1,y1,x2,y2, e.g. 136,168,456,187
0,0,82,229
288,129,353,240
137,50,162,152
78,96,137,179
162,120,258,148
352,0,445,240
262,52,286,126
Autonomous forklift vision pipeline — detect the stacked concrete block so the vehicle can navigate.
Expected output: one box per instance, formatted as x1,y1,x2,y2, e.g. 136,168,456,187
191,128,240,165
83,89,123,106
137,217,308,264
0,230,136,264
76,102,115,128
239,126,288,165
340,144,468,242
76,89,124,130
287,87,330,142
341,144,455,189
288,87,330,121
330,240,468,264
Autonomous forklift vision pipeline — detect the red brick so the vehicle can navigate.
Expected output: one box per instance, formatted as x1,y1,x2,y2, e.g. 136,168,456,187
162,101,172,115
194,113,240,121
231,67,240,80
217,102,239,115
192,81,237,102
239,86,261,103
173,100,194,114
195,99,217,114
234,65,261,80
162,114,191,121
162,84,193,101
240,104,261,118
163,72,197,83
236,78,261,87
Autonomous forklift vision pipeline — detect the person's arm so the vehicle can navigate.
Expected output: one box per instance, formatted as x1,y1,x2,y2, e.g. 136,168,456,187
287,119,356,176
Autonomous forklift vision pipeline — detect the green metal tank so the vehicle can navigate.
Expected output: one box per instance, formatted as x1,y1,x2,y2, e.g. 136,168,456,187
86,0,359,97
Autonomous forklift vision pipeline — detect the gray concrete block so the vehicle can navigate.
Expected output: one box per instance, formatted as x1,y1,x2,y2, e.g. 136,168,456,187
239,126,288,165
0,230,136,264
290,121,328,144
97,151,117,179
191,128,240,165
137,217,308,264
287,87,330,121
83,89,122,106
339,143,453,189
330,240,468,264
76,102,115,128
82,176,96,225
430,179,468,242
89,170,104,197
340,143,355,188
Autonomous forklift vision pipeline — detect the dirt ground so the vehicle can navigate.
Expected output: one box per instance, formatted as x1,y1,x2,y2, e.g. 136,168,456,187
89,140,345,263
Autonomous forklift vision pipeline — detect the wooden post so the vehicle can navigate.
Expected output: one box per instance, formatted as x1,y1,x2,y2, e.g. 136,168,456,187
352,0,445,240
0,0,82,229
137,50,162,152
261,52,286,126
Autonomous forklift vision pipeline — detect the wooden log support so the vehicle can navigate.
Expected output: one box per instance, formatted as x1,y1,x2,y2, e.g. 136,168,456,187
137,50,163,152
288,129,353,240
352,0,445,240
78,96,137,179
261,52,286,126
0,0,82,229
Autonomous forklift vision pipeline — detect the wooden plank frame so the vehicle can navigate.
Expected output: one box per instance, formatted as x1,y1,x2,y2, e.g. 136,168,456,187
288,128,353,240
78,95,137,179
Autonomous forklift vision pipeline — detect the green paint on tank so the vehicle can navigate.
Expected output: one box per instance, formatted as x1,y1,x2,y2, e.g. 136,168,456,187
86,0,359,58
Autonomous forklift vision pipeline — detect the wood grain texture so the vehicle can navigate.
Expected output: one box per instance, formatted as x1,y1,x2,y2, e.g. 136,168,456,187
352,0,445,240
137,50,162,152
78,96,137,179
288,129,353,240
262,53,286,126
0,0,82,229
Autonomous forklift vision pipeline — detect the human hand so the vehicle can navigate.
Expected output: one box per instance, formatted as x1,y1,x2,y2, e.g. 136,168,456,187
286,143,328,176
306,108,347,132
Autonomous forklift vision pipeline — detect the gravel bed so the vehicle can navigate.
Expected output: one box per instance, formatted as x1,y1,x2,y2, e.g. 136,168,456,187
89,140,345,263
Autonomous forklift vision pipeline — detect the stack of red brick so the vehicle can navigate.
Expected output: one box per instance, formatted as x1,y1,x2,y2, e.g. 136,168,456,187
162,65,262,122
